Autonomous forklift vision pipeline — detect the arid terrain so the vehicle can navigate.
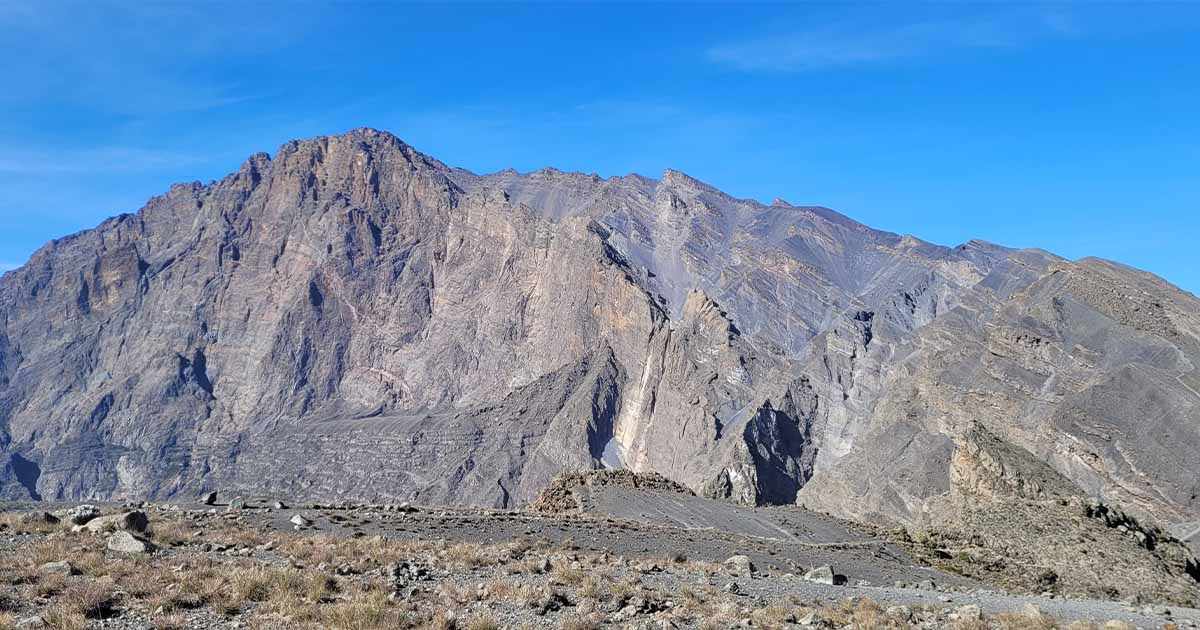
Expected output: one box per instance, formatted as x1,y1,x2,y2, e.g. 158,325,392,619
1,129,1198,627
1,473,1198,629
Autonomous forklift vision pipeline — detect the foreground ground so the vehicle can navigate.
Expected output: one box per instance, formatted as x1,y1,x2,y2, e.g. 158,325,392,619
1,484,1198,629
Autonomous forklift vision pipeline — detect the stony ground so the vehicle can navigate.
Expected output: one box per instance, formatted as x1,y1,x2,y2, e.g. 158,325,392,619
1,496,1199,629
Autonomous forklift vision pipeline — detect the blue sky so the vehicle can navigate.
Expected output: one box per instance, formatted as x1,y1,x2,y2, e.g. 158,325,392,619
1,2,1198,294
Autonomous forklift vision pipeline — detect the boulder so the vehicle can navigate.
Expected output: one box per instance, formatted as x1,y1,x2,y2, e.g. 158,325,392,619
803,565,847,586
201,491,218,506
61,505,100,526
955,605,982,621
723,555,756,577
107,531,155,554
81,510,149,534
227,497,246,511
290,513,312,527
39,560,76,576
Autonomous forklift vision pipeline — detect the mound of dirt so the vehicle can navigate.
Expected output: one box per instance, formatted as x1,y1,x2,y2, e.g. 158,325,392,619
528,470,692,514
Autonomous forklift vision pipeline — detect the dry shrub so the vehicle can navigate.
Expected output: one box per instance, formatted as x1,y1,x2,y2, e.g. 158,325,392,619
57,580,119,619
993,611,1059,630
750,603,803,628
429,608,457,630
34,572,68,598
443,542,491,569
576,575,610,600
0,511,63,535
150,519,196,546
40,605,87,630
465,612,501,630
151,613,189,630
846,598,908,629
558,614,601,630
320,589,410,629
551,564,586,586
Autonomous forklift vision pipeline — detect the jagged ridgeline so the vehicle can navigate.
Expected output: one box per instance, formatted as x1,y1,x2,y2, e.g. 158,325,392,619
1,128,1198,534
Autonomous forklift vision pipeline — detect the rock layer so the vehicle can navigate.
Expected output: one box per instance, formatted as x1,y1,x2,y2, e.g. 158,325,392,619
0,129,1197,543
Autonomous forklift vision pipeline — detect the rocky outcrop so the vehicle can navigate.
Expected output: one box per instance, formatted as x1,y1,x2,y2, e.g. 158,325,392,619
0,129,1196,555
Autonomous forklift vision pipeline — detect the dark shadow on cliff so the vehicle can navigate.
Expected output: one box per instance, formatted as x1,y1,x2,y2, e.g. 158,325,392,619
9,453,42,500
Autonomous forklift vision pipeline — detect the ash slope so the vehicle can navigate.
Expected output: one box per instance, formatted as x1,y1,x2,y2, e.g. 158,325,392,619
1,128,1197,538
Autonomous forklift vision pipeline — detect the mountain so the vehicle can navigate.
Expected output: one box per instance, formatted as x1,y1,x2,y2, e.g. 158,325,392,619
1,128,1197,539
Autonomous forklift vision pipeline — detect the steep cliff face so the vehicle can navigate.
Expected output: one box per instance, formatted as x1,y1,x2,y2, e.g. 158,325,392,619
0,129,1197,542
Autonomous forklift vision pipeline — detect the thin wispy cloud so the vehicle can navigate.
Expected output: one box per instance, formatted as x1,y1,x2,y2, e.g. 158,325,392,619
0,2,289,116
0,147,202,175
708,13,1077,72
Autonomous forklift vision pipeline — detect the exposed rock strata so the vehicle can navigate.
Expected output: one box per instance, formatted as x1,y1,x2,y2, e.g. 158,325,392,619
0,130,1196,561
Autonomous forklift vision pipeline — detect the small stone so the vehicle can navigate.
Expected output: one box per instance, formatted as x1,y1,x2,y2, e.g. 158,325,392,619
803,565,847,586
107,531,155,554
723,555,756,577
290,513,312,527
723,581,741,594
227,497,246,511
886,605,912,620
273,501,287,510
39,560,76,575
797,612,818,626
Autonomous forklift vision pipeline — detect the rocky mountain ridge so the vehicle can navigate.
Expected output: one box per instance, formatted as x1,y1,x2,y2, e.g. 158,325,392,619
1,129,1197,546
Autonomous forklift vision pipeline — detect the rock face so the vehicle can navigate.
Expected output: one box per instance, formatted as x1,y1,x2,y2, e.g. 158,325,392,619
0,129,1197,539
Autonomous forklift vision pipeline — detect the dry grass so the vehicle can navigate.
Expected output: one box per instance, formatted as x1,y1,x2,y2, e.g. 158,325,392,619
56,581,119,619
0,508,1143,630
550,563,587,586
558,614,601,630
150,613,189,630
464,612,501,630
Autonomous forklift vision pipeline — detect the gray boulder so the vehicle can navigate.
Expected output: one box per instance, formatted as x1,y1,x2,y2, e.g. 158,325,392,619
38,560,75,575
106,531,155,554
80,510,149,534
60,505,100,526
723,555,756,577
803,565,846,586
